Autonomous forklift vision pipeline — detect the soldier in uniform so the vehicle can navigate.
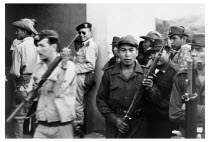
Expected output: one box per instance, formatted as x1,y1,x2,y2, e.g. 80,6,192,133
26,29,77,138
145,38,179,138
169,33,205,138
74,22,98,134
9,18,38,138
96,35,159,138
168,26,191,70
138,31,162,66
102,36,120,71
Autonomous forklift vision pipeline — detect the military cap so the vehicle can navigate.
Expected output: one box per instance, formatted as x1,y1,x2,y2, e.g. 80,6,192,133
188,33,205,47
168,26,190,38
34,29,59,42
12,18,38,35
76,22,92,31
110,36,120,45
147,38,170,51
140,31,162,41
117,35,138,48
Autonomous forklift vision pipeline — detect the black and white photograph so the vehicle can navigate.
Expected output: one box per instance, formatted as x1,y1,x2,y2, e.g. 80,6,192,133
3,0,206,139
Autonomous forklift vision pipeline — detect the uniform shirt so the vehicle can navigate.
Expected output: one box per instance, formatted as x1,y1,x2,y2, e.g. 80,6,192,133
74,38,98,74
10,37,38,77
144,61,179,118
169,70,205,125
171,44,191,70
96,62,159,125
29,60,77,123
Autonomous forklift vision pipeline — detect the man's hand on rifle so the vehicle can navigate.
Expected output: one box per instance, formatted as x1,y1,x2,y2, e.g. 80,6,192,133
60,47,72,68
115,118,129,133
142,75,153,89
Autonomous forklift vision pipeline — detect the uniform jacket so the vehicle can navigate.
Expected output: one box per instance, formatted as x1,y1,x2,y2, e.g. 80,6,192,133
96,62,159,125
145,60,179,118
74,38,98,74
28,60,77,123
169,70,205,124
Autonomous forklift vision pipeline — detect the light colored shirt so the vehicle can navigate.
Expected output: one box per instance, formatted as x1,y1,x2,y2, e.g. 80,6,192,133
10,37,38,77
171,44,191,70
74,38,98,74
30,60,77,123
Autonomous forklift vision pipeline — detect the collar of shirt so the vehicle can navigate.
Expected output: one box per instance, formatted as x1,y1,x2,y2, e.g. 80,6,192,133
111,62,144,75
156,60,172,74
82,38,93,46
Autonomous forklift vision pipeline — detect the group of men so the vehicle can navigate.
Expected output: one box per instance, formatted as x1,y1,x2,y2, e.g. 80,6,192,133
97,26,205,138
8,18,98,138
7,17,205,139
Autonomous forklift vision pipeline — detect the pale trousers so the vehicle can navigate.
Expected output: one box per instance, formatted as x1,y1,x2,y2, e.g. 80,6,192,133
75,74,86,125
33,123,74,138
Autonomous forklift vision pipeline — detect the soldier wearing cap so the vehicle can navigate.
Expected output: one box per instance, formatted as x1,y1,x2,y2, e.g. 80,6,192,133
145,38,179,138
168,26,192,70
102,36,120,71
24,29,77,138
169,33,205,138
74,22,98,134
96,35,159,138
139,31,162,66
9,18,39,138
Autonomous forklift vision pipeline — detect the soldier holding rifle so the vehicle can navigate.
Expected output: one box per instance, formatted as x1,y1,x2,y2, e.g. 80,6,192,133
22,29,77,138
145,38,179,138
169,33,205,138
96,35,159,138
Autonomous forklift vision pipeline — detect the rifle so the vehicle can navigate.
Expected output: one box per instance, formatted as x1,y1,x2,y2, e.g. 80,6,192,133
117,38,168,138
6,34,78,123
181,57,198,138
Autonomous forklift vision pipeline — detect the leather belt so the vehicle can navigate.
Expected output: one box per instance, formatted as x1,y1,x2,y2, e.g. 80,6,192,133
38,121,72,127
111,107,145,118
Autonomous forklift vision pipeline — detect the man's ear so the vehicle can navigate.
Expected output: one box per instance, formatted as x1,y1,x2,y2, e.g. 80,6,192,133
51,43,58,51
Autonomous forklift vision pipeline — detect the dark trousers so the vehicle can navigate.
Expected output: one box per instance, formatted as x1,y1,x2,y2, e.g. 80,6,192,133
147,117,171,138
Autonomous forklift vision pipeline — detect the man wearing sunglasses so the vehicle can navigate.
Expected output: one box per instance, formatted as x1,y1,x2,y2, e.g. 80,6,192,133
168,26,191,70
74,22,98,136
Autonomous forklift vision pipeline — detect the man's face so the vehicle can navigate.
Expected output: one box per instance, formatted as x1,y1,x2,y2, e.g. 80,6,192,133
142,40,151,53
118,44,138,66
170,35,185,50
15,28,26,40
150,49,170,66
36,38,55,61
78,28,92,42
112,45,118,57
191,46,205,68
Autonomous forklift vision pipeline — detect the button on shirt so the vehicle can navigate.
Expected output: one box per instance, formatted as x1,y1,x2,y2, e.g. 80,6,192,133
31,60,77,123
74,38,98,74
96,62,159,124
10,37,38,77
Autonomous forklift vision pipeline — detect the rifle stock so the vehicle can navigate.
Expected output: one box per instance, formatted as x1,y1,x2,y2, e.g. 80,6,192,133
117,38,167,138
6,34,78,123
